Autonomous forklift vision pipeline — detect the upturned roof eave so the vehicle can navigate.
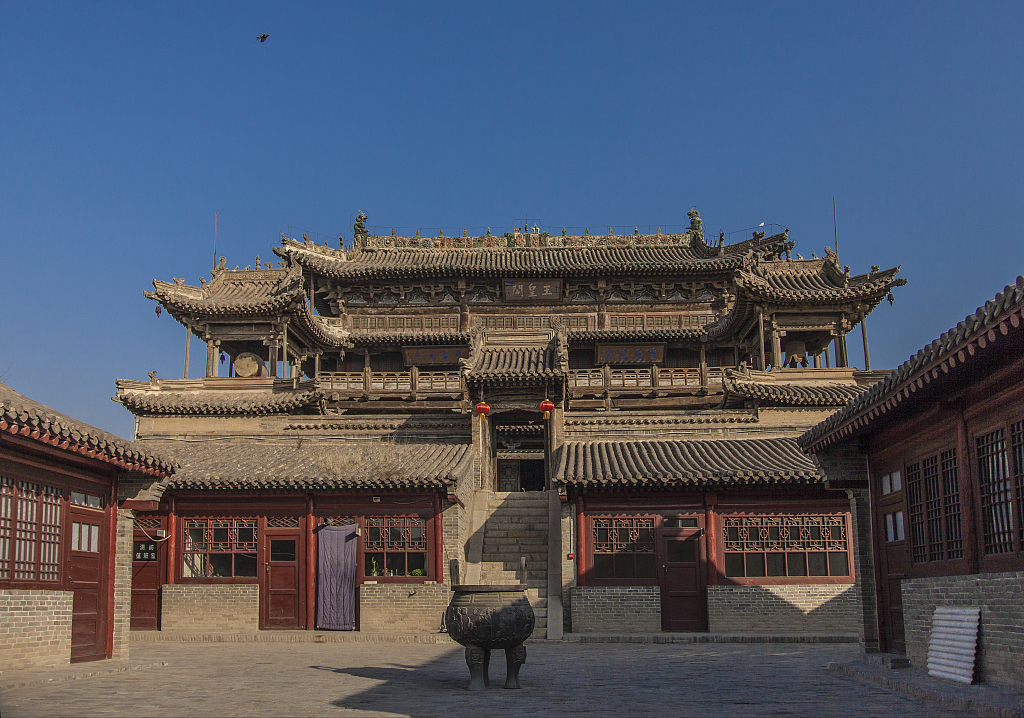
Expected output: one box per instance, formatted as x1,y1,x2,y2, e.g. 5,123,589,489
799,274,1024,454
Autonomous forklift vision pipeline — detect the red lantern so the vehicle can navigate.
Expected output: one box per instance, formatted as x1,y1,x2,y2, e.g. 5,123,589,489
474,401,491,421
539,399,555,420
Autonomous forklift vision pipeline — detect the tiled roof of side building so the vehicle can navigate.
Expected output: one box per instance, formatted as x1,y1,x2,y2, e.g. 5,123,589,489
800,275,1024,453
722,372,869,406
465,346,563,381
0,382,176,476
116,383,323,416
554,437,822,487
140,439,472,490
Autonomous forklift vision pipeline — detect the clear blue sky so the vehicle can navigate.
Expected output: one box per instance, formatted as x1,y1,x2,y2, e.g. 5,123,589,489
2,2,1022,439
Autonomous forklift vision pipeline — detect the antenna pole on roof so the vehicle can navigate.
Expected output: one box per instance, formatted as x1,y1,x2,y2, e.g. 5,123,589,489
213,212,218,271
832,197,838,261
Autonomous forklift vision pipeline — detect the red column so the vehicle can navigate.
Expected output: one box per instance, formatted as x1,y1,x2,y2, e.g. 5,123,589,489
433,493,444,584
575,495,586,587
956,409,979,574
166,498,176,584
704,493,718,586
306,495,315,630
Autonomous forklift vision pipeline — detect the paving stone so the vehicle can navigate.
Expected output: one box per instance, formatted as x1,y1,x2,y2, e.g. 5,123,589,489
0,641,984,717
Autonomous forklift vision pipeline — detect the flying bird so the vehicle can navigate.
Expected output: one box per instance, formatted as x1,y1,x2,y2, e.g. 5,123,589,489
257,34,269,42
758,222,765,227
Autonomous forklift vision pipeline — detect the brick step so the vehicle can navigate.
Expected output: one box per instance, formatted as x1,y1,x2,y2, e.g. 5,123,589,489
489,492,549,500
481,554,548,563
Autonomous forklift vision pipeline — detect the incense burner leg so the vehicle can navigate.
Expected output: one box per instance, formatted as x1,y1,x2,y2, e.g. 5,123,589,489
504,644,527,689
465,646,490,691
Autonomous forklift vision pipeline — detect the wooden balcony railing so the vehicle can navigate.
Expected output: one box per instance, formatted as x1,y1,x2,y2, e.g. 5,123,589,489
318,370,462,396
567,367,724,392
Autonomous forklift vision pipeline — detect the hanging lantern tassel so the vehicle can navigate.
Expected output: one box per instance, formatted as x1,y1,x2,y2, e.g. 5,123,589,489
539,399,555,420
475,401,491,421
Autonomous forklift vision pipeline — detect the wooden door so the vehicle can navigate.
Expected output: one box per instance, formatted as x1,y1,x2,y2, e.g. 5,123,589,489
261,530,303,629
69,506,108,662
498,459,520,492
878,509,909,653
131,524,165,630
658,521,707,632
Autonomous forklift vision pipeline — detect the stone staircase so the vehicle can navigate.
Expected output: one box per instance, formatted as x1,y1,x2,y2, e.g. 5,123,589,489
477,491,549,637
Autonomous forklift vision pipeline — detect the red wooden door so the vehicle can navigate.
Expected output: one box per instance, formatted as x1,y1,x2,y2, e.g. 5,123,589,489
131,526,165,630
658,521,707,632
878,509,909,654
261,530,303,629
68,507,108,662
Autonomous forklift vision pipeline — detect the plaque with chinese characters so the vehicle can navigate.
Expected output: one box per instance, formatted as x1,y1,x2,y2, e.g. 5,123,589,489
503,279,562,302
596,343,665,364
402,345,469,365
133,541,158,562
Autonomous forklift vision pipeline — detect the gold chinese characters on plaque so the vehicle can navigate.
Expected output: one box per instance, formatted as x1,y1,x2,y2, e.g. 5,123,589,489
503,279,562,302
596,344,666,364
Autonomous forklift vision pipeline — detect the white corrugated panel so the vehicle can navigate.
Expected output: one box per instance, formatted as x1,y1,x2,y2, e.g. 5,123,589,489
927,606,980,684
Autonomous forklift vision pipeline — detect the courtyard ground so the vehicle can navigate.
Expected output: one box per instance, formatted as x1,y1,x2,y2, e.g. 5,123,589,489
1,639,1019,717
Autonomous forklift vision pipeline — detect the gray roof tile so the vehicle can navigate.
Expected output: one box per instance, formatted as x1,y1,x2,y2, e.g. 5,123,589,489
555,437,821,487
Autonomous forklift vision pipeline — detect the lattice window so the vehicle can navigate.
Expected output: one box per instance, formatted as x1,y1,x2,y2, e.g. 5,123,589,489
0,478,11,579
646,315,681,329
363,516,427,577
905,451,963,564
683,314,714,326
267,516,300,528
1012,421,1024,547
723,515,850,578
475,315,552,330
182,518,258,578
134,516,163,530
906,462,926,562
976,428,1013,555
560,315,593,330
0,478,63,582
609,315,644,329
941,449,964,560
319,516,357,527
591,516,656,580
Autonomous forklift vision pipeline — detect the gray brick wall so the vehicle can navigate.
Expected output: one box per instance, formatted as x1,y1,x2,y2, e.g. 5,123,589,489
441,498,461,585
160,584,259,632
359,583,452,633
848,488,879,651
0,589,72,671
901,571,1024,688
569,586,661,633
707,584,859,633
111,508,135,658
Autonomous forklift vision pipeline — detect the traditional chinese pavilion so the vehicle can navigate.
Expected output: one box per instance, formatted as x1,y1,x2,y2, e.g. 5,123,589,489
115,215,905,638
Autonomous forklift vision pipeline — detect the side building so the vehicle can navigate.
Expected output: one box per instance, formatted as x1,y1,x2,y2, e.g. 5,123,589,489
0,382,173,670
115,218,905,639
801,275,1024,686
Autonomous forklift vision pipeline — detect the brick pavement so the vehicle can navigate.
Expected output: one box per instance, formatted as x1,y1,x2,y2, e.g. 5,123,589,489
0,641,979,717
